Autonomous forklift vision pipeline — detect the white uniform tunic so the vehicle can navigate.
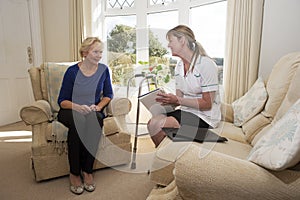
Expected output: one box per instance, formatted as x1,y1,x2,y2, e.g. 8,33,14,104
175,56,221,128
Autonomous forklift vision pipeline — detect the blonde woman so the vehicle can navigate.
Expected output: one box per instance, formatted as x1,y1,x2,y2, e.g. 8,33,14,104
57,37,113,194
147,25,221,147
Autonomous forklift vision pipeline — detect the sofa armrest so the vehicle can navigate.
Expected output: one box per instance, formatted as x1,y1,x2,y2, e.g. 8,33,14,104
20,100,53,125
221,102,234,123
175,144,299,199
106,97,132,116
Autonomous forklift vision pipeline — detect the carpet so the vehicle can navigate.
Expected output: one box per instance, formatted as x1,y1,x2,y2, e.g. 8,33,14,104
0,122,156,200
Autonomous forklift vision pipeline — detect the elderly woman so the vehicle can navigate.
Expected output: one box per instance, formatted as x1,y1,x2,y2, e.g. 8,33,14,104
57,37,113,195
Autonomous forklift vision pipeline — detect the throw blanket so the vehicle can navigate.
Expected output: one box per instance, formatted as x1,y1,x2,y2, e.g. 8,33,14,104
46,120,68,154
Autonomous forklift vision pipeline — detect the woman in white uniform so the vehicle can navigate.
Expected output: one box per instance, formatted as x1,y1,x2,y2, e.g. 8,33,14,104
147,25,221,147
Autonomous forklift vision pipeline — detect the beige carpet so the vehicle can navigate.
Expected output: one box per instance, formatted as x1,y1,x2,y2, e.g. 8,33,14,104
0,122,156,200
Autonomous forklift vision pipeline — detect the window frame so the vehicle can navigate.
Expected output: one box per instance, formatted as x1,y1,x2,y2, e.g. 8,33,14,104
91,0,227,85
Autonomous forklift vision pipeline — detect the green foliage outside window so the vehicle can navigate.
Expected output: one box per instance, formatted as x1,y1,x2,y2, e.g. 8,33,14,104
107,24,171,86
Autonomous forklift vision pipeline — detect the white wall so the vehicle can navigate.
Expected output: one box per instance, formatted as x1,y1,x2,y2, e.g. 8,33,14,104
259,0,300,79
40,0,71,62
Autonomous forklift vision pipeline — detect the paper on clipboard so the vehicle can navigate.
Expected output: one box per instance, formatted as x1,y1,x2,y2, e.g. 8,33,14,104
138,88,174,116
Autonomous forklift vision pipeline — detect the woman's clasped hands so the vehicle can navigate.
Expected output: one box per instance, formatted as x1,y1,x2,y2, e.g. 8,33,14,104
74,104,100,114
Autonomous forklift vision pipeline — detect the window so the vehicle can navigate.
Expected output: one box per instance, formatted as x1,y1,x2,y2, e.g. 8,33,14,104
105,15,136,86
92,0,227,90
107,0,134,9
190,1,227,84
88,0,227,129
149,0,176,6
147,11,178,91
147,11,178,49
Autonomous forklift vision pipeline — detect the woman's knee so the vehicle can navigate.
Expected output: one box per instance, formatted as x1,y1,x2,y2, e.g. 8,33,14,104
147,115,180,136
147,115,166,136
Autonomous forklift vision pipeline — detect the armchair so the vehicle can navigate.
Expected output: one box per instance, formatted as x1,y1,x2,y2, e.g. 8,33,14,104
20,62,132,181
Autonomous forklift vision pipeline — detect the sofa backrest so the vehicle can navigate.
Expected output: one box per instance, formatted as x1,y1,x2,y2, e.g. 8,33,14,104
242,52,300,144
274,66,300,123
261,52,300,119
251,52,300,145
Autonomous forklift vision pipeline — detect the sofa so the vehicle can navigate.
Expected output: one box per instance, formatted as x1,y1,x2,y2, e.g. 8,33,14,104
20,62,132,182
146,52,300,199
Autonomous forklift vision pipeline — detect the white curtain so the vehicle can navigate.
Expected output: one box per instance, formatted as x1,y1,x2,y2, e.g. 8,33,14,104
224,0,265,103
70,0,85,61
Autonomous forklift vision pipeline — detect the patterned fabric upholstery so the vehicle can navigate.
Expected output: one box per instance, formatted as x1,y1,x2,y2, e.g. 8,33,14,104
43,62,76,113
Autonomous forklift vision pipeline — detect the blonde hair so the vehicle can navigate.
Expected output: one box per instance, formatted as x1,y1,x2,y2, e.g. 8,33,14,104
79,37,102,58
166,25,208,70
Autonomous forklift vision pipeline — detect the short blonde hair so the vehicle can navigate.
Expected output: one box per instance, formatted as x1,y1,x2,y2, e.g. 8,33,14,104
79,37,102,58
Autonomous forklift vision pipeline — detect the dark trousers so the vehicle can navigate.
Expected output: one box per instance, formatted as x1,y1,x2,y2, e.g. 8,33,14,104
57,109,104,175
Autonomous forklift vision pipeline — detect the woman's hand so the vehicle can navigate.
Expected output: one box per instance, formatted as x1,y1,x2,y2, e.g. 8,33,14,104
73,104,92,114
155,92,179,106
155,91,215,111
89,104,101,112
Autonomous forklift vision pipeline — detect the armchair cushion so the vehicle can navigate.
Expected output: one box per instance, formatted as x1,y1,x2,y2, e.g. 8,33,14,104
232,77,267,127
248,99,300,171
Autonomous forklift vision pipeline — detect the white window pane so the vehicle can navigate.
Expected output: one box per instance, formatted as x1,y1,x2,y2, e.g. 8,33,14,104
190,1,227,58
105,15,136,86
147,11,178,92
148,11,178,51
190,1,227,84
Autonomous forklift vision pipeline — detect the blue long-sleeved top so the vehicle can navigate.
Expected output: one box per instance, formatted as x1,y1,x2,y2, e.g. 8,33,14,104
57,63,113,107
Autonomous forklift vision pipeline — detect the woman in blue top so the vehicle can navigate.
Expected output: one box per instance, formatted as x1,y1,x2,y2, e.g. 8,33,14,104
57,37,113,195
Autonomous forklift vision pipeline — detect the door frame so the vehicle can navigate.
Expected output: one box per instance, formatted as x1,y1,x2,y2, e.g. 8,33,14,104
28,0,43,66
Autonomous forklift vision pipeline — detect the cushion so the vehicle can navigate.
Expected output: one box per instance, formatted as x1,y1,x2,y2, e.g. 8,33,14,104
242,113,271,143
103,117,121,136
43,62,76,113
232,77,268,126
247,99,300,171
213,121,247,143
251,124,271,146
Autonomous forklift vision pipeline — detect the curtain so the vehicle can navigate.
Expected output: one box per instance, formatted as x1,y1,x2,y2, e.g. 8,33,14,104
223,0,264,103
70,0,85,61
